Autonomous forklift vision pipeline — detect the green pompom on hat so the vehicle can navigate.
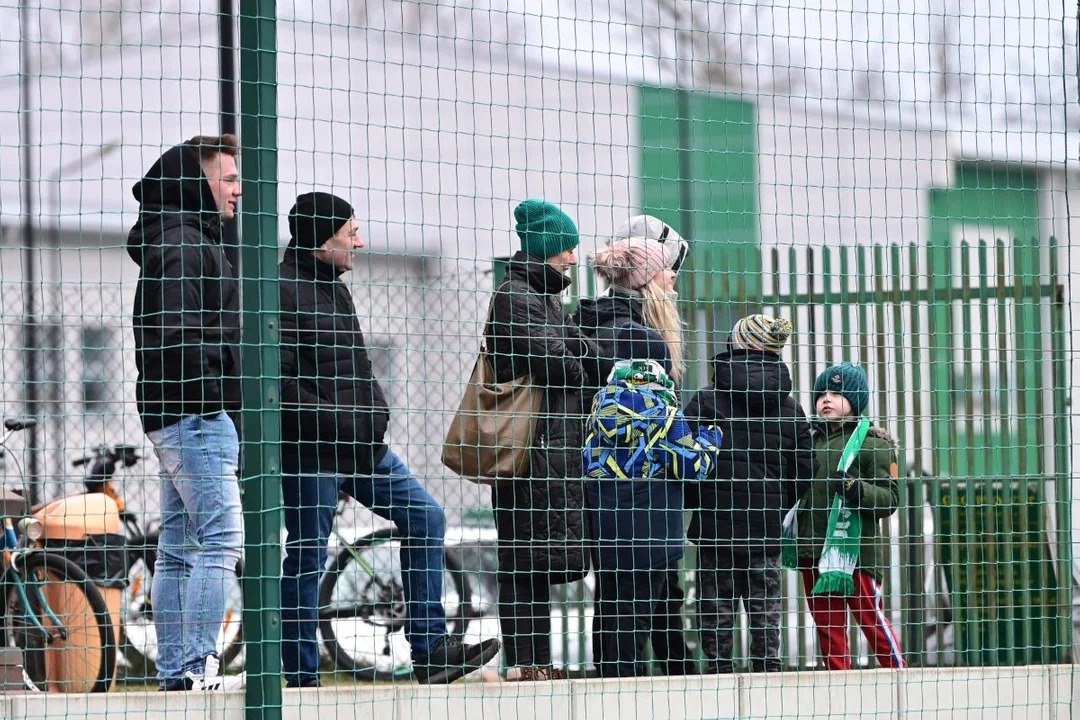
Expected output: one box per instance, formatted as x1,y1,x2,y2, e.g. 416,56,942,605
514,199,579,260
813,363,870,416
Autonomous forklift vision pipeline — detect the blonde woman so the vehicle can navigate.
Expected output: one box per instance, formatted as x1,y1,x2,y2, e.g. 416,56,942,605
574,217,694,675
577,232,688,384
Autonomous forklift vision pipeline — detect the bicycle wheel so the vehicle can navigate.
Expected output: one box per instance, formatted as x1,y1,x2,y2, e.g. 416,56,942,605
1,550,117,693
120,532,246,678
318,528,472,682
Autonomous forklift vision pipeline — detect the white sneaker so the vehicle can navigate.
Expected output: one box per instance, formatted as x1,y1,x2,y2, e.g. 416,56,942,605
185,654,247,691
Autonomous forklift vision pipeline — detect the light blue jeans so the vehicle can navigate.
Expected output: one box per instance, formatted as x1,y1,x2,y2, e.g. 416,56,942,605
147,413,244,683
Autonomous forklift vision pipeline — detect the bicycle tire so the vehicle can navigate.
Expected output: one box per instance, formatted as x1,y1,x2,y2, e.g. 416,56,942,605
1,550,117,693
120,532,246,676
318,528,472,682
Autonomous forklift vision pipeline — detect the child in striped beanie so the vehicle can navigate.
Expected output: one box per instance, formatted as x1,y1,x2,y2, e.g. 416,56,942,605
729,314,794,355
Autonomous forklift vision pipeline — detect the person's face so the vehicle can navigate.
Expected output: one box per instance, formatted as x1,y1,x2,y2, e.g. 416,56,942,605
816,391,854,421
314,217,364,271
547,247,578,276
201,152,241,220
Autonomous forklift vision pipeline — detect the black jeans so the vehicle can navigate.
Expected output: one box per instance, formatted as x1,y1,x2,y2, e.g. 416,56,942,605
697,548,783,673
592,565,672,678
492,484,553,668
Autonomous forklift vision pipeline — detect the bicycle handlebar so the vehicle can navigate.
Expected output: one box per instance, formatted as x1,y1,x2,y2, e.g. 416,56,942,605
3,418,37,432
71,445,142,481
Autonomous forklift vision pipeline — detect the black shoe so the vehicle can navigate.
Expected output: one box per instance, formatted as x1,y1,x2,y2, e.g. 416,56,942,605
702,661,735,675
159,677,194,692
663,661,700,677
413,636,501,685
286,677,321,689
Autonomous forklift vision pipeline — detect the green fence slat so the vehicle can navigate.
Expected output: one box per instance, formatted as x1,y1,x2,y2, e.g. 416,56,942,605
1050,236,1074,663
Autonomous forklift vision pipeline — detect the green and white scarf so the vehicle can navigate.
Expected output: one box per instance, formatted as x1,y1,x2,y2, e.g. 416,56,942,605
781,417,871,597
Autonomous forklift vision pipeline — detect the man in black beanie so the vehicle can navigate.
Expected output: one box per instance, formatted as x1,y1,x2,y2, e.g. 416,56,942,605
278,192,499,686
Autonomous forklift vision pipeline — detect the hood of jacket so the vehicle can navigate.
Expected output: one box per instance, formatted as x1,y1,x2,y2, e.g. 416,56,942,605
281,246,348,281
506,250,573,295
127,143,222,266
711,349,794,416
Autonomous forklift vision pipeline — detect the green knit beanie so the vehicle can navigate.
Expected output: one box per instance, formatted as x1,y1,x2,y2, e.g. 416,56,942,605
813,363,870,416
513,199,579,260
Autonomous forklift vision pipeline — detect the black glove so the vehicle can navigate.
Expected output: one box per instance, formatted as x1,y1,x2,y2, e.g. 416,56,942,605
830,471,862,507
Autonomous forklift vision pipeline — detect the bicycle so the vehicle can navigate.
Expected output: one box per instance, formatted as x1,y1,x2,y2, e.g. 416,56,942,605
76,442,476,682
0,417,117,693
317,492,474,681
73,444,245,679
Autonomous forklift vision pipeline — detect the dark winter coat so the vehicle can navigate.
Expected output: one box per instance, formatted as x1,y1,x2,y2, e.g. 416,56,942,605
572,288,644,382
574,288,701,516
685,350,817,558
486,251,600,582
583,375,719,571
278,249,390,477
796,422,900,583
126,143,241,433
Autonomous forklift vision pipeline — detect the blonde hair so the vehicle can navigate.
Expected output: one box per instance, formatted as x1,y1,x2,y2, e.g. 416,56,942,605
639,277,686,383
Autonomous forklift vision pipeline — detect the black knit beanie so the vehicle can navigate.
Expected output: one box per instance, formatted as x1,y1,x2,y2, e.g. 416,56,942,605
288,192,355,250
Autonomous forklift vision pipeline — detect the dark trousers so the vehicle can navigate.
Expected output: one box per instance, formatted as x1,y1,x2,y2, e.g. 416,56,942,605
697,548,783,673
592,565,672,678
650,566,697,676
281,452,448,687
281,474,339,688
492,484,553,668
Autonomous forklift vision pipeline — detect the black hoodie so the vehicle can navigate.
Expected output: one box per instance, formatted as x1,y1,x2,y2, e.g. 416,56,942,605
685,350,817,557
127,143,241,433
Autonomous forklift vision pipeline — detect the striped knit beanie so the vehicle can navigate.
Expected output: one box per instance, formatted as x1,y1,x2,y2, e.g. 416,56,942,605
729,314,793,355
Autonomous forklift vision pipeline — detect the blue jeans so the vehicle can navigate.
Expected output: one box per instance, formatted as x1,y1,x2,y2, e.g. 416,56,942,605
146,413,244,683
281,449,447,684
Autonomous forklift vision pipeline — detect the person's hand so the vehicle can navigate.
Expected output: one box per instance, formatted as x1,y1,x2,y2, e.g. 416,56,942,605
830,471,862,507
696,425,723,450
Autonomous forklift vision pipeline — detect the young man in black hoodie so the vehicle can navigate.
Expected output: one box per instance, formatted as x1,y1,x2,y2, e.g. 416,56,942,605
685,315,818,673
127,135,245,691
278,192,499,686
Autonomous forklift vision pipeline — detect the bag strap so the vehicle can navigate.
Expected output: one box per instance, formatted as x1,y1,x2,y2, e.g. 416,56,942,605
479,279,511,356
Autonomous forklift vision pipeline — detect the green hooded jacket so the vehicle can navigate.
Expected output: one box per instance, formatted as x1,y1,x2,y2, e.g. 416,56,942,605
796,422,900,583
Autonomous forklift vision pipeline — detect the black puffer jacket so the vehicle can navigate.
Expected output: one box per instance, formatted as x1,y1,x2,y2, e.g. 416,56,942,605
486,252,600,581
278,249,390,477
685,350,817,557
126,143,241,433
572,288,644,383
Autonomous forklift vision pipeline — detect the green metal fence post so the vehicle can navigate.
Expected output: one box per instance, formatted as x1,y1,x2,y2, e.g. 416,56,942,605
239,1,282,717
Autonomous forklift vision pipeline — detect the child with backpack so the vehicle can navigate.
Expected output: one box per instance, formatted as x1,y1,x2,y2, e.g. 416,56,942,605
583,322,723,678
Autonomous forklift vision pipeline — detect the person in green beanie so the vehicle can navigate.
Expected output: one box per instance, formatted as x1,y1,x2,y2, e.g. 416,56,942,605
485,199,601,681
795,363,906,670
